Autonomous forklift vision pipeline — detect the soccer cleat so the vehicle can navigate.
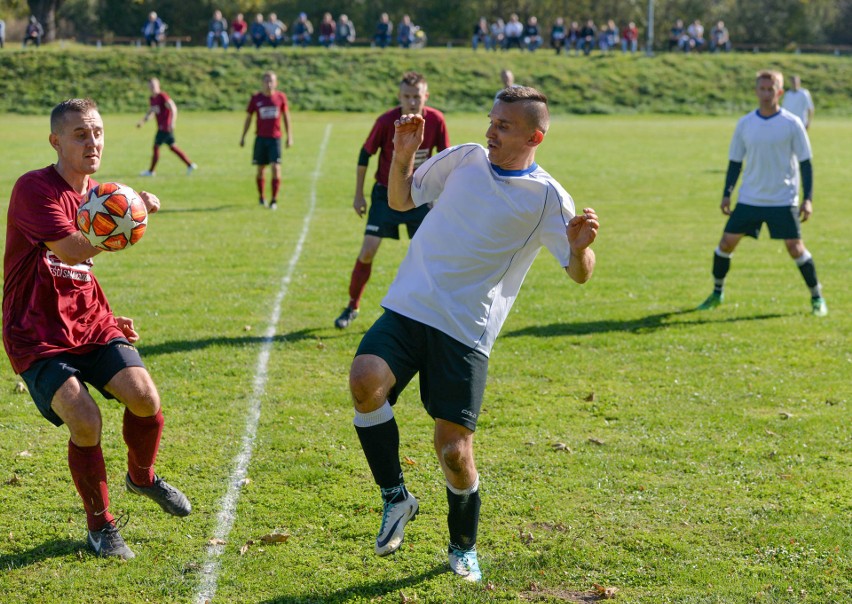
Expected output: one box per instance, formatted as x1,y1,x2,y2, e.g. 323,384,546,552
187,162,198,175
334,307,359,329
448,545,482,582
139,170,155,177
125,473,191,517
375,493,418,556
88,519,135,560
269,200,278,210
811,297,828,317
258,198,266,207
697,292,723,310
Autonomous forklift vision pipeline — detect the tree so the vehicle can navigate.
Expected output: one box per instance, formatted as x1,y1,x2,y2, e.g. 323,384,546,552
27,0,64,42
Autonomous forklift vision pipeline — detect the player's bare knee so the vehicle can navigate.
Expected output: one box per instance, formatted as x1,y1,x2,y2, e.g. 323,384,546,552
785,239,805,257
439,439,473,475
66,405,103,446
349,360,386,412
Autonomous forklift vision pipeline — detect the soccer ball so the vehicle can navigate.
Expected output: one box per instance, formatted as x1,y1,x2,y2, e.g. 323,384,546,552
77,182,148,251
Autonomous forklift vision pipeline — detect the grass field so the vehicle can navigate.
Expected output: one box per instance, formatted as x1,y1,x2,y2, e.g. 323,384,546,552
0,111,849,604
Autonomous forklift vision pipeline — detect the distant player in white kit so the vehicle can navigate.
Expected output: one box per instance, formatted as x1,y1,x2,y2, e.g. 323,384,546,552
698,70,827,316
348,86,599,582
781,75,814,130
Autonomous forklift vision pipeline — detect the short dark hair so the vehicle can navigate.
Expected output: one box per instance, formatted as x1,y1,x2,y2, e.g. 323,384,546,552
50,98,99,133
495,86,550,133
400,71,426,87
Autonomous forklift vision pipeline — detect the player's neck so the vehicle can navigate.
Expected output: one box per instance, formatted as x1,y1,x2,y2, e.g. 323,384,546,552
758,103,780,117
54,163,90,194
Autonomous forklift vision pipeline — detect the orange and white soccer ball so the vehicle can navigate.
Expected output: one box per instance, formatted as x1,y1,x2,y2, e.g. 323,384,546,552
77,182,148,251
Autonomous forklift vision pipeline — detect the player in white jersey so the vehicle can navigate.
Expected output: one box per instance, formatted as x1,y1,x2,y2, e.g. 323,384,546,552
698,70,827,316
348,86,599,582
781,75,814,129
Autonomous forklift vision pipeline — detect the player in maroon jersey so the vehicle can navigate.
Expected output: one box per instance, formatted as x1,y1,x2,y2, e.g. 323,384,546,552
240,71,293,210
136,78,197,176
4,98,191,560
334,71,450,329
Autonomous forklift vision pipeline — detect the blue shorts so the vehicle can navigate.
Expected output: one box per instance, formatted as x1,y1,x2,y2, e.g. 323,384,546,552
365,183,430,240
253,136,282,165
20,339,145,427
355,309,489,431
724,203,801,240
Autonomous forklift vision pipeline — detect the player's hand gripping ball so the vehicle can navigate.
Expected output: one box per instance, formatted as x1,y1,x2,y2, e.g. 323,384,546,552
77,182,148,251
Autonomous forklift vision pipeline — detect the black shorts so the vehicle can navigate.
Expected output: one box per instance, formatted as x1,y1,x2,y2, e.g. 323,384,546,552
20,339,145,427
724,203,801,240
154,130,176,146
253,136,282,165
356,309,489,431
365,183,430,240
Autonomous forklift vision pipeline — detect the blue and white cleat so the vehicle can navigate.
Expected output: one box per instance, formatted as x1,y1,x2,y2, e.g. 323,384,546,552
375,493,418,556
449,545,482,582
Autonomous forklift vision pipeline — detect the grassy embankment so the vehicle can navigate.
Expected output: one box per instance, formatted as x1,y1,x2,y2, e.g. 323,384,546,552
1,44,851,116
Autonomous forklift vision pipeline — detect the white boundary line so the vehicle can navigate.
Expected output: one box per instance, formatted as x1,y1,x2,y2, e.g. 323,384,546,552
194,124,332,604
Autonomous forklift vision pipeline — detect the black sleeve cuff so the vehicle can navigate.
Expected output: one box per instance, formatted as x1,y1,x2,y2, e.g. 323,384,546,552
800,159,813,201
358,147,371,167
723,161,742,197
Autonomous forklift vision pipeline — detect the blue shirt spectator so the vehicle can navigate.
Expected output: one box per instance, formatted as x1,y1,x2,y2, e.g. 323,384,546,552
141,11,166,47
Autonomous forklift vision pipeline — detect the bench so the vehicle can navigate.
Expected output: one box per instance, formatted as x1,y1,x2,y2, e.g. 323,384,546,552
94,35,192,48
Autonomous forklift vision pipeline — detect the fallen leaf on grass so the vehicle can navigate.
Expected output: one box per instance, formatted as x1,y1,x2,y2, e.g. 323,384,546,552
593,584,619,598
551,442,571,452
765,429,780,437
519,528,534,544
240,478,252,486
400,591,416,603
779,411,792,419
5,474,20,485
208,538,226,546
584,392,596,402
239,540,254,555
316,339,326,350
588,437,605,446
403,456,417,466
17,450,32,457
484,582,496,591
14,381,27,394
260,532,290,543
243,325,252,332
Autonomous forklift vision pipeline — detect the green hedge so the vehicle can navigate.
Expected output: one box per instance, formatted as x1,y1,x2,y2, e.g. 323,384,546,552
1,45,850,116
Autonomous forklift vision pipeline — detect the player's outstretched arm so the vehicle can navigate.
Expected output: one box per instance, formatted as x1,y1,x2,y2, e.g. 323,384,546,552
240,114,253,147
46,233,102,266
388,114,424,211
565,207,599,284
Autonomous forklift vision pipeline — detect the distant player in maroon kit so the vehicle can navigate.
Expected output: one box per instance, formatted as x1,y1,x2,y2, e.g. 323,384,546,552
334,71,450,329
136,78,197,176
3,98,192,560
240,71,293,210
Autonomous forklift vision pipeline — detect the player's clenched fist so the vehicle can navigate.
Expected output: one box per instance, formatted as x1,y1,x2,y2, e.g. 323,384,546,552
393,113,425,157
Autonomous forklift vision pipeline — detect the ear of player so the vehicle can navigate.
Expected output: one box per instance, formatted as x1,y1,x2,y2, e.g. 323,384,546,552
77,182,148,251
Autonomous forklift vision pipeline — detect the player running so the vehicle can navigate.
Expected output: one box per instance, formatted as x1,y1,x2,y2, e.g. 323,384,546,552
4,98,191,560
334,71,450,329
698,70,827,316
349,86,599,581
240,71,293,210
137,78,197,176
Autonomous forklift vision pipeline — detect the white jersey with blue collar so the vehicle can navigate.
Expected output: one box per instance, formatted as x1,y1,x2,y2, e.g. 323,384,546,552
381,143,576,356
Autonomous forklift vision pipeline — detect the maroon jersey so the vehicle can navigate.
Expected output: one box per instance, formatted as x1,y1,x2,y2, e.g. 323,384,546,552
364,105,450,187
3,166,123,374
246,91,289,139
149,92,174,132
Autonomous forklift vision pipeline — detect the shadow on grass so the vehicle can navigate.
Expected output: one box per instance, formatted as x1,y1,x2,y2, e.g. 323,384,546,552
137,328,326,357
156,205,237,214
504,308,788,338
0,539,81,569
259,564,447,604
